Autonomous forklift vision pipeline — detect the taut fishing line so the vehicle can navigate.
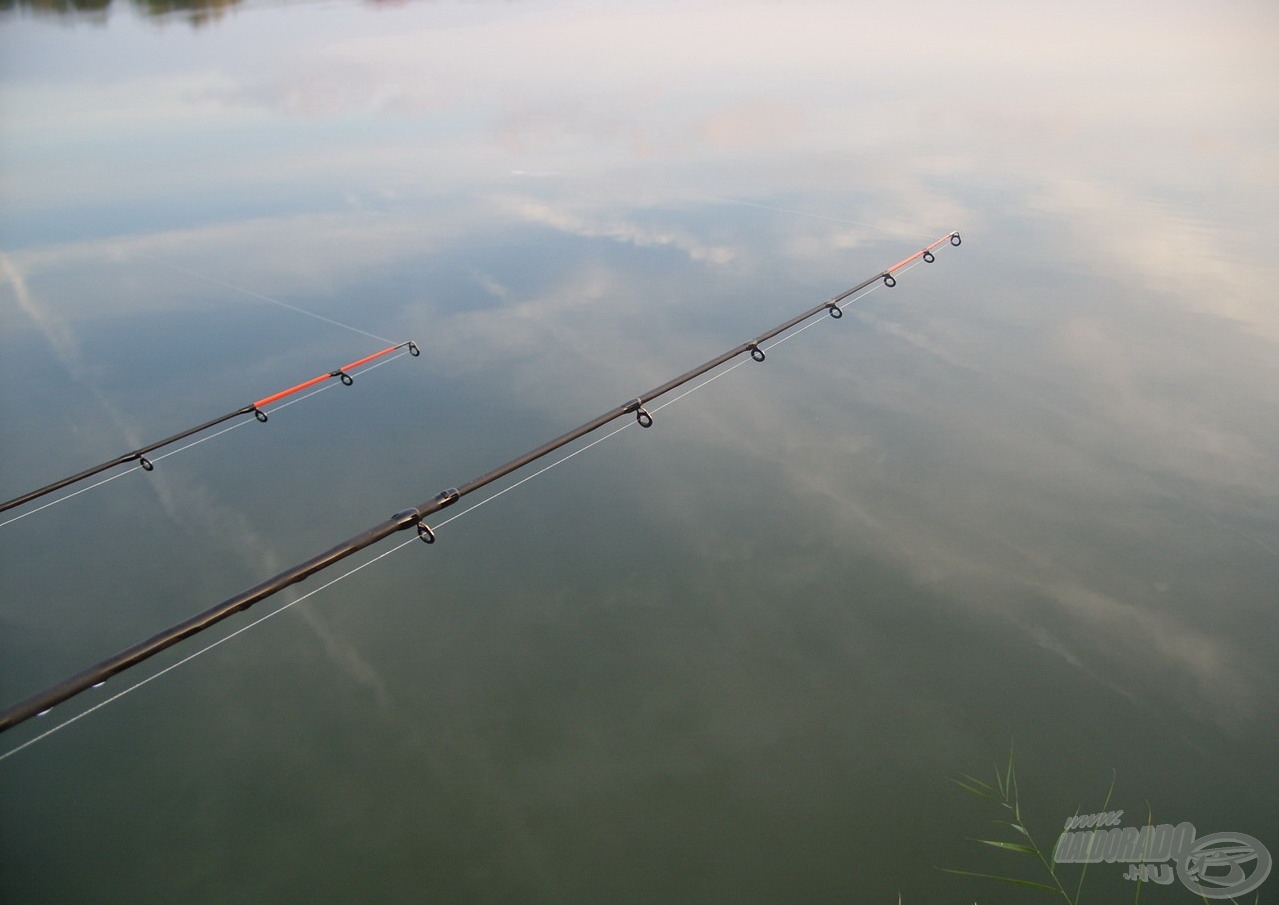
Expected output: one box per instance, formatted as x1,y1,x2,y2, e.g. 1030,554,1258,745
3,245,420,521
150,257,397,345
0,233,960,755
0,343,420,521
0,349,413,530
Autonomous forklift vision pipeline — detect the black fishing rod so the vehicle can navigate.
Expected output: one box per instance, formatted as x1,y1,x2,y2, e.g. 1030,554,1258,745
0,342,420,516
0,232,960,733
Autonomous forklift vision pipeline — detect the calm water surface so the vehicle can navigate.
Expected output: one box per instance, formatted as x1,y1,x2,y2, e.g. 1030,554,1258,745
2,1,1277,902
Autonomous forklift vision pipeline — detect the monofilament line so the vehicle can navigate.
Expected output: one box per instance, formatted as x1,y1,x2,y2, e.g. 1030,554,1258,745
151,257,395,345
0,349,412,530
0,533,419,763
0,467,140,529
0,273,904,760
436,264,910,528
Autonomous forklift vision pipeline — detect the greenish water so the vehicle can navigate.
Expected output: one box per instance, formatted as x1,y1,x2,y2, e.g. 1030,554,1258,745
2,1,1276,902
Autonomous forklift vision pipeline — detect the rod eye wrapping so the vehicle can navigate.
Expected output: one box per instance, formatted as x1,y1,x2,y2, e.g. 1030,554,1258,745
950,232,962,246
923,249,935,263
407,342,420,357
749,344,766,362
827,303,843,319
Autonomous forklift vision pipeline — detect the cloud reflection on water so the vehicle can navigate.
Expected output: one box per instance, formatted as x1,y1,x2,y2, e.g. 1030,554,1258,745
1,1,1277,898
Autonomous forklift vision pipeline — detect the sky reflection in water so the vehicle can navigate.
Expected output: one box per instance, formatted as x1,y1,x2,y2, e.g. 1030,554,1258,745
1,1,1277,902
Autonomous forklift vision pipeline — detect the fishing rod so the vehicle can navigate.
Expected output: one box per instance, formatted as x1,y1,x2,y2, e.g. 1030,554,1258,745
0,341,421,516
0,232,960,734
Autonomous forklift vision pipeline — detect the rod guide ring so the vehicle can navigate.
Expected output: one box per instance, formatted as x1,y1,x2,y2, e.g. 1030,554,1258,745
627,397,653,428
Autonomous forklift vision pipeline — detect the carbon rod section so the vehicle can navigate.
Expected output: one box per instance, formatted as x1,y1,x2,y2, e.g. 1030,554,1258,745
0,233,958,733
0,341,419,515
0,407,254,513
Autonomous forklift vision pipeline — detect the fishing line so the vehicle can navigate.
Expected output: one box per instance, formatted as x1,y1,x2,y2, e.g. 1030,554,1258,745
0,343,421,519
0,350,415,530
0,467,142,530
0,272,910,760
150,257,396,345
151,346,415,466
146,350,413,462
0,232,961,741
0,533,422,764
440,261,916,531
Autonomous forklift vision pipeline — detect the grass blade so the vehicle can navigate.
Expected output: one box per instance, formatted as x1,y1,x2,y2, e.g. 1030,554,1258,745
951,774,1002,802
971,838,1039,855
940,868,1060,893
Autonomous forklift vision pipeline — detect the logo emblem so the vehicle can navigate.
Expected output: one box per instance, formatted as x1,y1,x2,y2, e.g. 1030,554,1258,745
1177,832,1272,899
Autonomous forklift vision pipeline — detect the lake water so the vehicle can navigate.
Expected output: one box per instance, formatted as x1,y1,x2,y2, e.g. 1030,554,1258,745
1,1,1276,902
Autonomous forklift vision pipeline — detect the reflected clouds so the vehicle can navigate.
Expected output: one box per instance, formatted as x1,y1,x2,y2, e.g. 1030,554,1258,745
2,0,1277,808
3,3,1279,901
497,195,737,266
5,185,1276,736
